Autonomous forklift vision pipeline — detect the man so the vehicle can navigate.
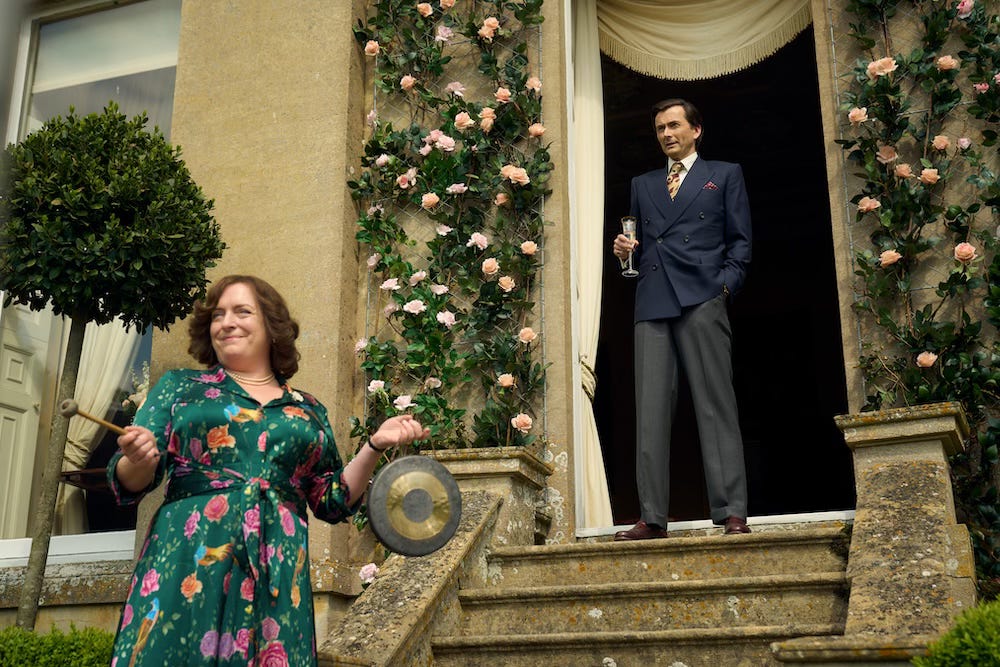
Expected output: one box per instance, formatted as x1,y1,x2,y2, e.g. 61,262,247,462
611,98,752,540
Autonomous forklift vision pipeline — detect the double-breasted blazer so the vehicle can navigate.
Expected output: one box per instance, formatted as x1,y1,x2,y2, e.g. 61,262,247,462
629,157,752,322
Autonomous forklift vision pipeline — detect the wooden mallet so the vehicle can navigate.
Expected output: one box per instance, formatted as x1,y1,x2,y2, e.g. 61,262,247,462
59,399,128,436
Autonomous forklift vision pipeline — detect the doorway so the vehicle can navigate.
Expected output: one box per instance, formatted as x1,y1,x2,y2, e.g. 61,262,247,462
593,27,855,525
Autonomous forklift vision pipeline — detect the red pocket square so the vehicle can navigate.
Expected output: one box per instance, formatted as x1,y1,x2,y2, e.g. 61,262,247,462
703,181,719,190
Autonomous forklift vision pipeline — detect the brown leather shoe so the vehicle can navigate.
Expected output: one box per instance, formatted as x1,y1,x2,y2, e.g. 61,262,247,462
724,516,751,534
614,520,668,541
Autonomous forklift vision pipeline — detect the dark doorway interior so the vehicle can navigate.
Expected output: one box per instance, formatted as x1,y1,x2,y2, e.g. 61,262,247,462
594,26,855,524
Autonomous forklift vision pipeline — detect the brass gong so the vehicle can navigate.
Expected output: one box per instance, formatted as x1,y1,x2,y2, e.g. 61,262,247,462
367,456,461,556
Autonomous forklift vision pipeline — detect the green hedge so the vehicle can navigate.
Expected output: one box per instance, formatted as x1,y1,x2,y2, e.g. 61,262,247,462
913,599,1000,667
0,625,113,667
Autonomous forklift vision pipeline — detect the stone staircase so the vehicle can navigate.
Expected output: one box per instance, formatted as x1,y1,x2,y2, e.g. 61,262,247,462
430,525,850,666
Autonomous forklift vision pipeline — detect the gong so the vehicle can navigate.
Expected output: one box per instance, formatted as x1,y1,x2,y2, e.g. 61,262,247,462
367,456,461,556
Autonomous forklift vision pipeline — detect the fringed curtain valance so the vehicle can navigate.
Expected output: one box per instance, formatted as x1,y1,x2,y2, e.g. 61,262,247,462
597,0,812,80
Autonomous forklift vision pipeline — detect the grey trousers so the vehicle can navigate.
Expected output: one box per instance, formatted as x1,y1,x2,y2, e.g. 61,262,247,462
634,295,747,526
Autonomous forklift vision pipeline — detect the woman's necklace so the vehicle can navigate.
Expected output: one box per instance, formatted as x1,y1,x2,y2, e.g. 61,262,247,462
227,369,275,386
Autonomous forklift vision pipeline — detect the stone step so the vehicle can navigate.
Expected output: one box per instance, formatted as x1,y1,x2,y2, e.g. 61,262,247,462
457,572,848,635
484,526,849,588
432,623,843,667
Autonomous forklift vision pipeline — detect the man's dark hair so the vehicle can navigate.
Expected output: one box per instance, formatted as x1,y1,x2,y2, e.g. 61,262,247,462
651,98,703,146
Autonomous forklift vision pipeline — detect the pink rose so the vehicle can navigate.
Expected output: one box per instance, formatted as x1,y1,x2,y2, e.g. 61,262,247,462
975,82,990,94
954,242,977,262
140,568,160,597
467,232,489,250
359,562,379,584
494,87,512,103
400,75,416,91
932,135,950,151
258,642,288,667
482,257,500,276
364,40,380,56
409,270,427,285
424,377,442,389
367,204,383,217
355,338,368,355
418,144,432,157
380,277,401,291
895,163,913,179
235,628,251,656
446,183,468,195
436,224,453,236
957,0,974,19
510,413,533,433
528,123,546,137
920,168,940,184
494,192,509,206
261,617,281,642
454,111,475,131
374,154,390,168
518,327,538,344
436,310,457,328
435,25,453,42
368,379,385,393
204,495,229,522
421,192,440,209
857,196,881,213
430,284,449,295
916,351,939,368
367,253,381,269
184,510,201,538
847,107,868,126
875,145,898,164
521,240,538,255
240,576,255,601
397,174,412,189
444,81,466,98
200,631,219,658
867,56,898,79
995,72,1000,85
403,299,426,314
526,76,542,92
498,373,515,388
279,504,296,536
498,276,516,292
436,135,456,152
242,506,260,540
383,303,399,317
959,137,972,150
394,395,415,410
936,55,959,71
879,249,902,266
121,604,133,628
416,2,432,17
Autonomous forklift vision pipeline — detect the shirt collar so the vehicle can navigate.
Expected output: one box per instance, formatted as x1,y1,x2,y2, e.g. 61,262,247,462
668,152,698,173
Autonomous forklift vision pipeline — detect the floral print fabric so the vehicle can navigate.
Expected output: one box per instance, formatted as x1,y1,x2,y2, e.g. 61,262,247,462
107,366,354,666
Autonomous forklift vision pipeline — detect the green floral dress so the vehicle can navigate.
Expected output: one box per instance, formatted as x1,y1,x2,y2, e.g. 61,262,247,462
107,366,356,667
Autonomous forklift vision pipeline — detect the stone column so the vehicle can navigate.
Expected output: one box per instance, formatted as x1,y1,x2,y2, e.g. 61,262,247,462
836,402,977,636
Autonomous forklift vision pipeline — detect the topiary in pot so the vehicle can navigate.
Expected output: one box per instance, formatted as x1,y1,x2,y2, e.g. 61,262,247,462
0,102,225,628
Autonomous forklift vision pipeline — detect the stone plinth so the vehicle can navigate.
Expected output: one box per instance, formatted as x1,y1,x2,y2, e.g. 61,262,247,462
773,402,977,665
425,447,553,547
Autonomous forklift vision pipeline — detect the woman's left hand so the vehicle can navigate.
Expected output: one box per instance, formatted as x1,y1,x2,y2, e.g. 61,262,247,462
370,415,431,451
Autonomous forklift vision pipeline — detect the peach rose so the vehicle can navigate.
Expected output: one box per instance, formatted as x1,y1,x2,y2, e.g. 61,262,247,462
895,163,914,178
494,192,509,206
857,196,881,213
932,135,950,151
920,168,940,184
526,76,542,92
867,56,898,79
482,257,500,276
480,107,496,133
517,327,537,344
421,192,440,209
528,123,546,137
510,413,533,433
497,373,516,388
848,107,868,126
498,276,516,292
441,0,455,7
400,74,416,91
181,573,203,601
936,55,959,71
495,87,512,103
879,249,902,266
364,40,380,56
876,145,898,164
520,240,538,255
416,2,432,17
954,242,977,262
916,351,938,368
454,111,476,132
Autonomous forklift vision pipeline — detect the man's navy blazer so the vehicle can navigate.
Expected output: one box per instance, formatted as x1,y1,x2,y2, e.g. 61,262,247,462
629,156,752,322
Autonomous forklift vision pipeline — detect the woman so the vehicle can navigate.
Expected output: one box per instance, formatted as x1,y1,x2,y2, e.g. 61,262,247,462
107,275,427,666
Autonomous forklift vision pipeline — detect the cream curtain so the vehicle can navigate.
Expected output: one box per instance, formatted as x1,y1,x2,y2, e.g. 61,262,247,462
573,0,614,529
55,319,140,534
597,0,811,80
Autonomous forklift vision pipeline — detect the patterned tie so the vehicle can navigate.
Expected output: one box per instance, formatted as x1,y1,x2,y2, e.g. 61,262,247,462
666,161,684,199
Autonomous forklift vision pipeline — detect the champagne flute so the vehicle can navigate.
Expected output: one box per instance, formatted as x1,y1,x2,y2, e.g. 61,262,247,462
620,216,639,277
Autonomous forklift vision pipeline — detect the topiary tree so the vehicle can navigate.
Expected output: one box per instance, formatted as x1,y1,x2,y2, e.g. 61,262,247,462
0,102,225,629
912,598,1000,667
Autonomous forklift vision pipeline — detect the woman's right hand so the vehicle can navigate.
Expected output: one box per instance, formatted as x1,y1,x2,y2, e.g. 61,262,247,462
117,425,160,466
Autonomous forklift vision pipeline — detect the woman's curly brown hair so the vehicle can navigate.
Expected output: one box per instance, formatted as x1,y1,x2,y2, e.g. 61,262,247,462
188,275,301,379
